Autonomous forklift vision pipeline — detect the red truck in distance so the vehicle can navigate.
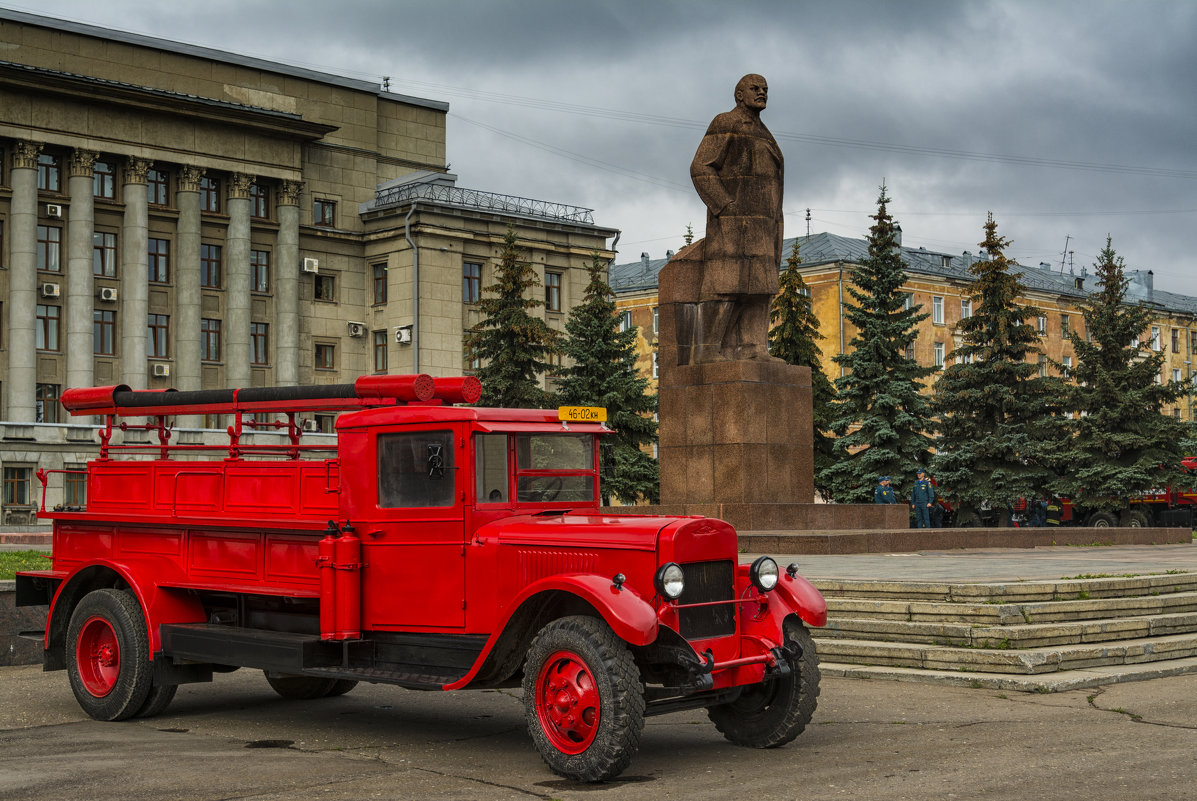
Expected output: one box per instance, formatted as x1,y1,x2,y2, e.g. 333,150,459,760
17,375,826,782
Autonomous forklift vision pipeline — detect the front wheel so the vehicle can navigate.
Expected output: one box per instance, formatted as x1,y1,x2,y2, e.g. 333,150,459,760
1087,511,1117,528
523,616,645,782
66,588,154,721
707,619,820,748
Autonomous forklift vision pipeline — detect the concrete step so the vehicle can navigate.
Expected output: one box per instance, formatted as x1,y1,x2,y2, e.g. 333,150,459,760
826,591,1197,625
813,573,1197,603
816,632,1197,674
816,611,1197,648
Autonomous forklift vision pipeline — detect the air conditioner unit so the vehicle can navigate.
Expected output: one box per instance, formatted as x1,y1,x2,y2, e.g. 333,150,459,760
41,282,61,298
46,203,63,218
301,419,319,432
347,322,366,338
395,325,413,344
152,363,171,377
302,258,320,274
99,287,118,302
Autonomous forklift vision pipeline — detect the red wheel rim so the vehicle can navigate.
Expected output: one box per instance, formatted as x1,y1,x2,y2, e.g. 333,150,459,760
76,615,120,697
535,649,600,755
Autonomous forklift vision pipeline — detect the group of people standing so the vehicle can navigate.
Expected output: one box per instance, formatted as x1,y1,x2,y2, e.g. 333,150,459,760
874,470,939,528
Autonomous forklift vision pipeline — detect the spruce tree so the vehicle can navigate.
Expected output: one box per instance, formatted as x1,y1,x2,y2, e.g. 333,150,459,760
821,185,937,503
557,253,659,504
465,225,558,408
930,214,1064,525
1055,237,1187,518
769,239,837,498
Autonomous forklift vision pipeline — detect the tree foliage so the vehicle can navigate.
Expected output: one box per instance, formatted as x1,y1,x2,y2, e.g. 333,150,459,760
465,226,558,408
820,185,937,503
769,239,837,497
1055,237,1188,513
557,253,659,504
930,214,1064,523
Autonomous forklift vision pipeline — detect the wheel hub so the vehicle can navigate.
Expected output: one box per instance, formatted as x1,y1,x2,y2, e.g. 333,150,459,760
536,651,600,754
76,615,120,697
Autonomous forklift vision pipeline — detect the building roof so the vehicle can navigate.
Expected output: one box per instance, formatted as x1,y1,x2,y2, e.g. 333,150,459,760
0,8,448,112
610,231,1197,316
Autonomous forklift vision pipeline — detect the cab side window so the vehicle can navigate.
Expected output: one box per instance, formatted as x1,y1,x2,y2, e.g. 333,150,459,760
475,433,508,503
378,430,455,508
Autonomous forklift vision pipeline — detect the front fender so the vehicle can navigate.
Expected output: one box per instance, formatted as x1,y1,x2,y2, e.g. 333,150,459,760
771,572,827,628
508,573,659,647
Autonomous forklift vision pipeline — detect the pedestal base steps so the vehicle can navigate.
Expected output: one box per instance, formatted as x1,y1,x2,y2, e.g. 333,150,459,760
812,571,1197,691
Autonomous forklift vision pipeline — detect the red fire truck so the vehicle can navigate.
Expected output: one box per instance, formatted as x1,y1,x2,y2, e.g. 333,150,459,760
16,375,825,782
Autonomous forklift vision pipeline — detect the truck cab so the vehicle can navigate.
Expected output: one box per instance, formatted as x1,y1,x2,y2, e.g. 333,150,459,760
17,375,826,782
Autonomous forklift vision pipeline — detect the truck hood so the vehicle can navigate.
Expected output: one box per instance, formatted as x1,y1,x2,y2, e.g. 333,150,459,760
479,513,688,551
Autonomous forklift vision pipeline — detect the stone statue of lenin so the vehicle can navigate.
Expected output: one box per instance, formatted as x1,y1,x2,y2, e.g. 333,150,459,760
681,73,784,364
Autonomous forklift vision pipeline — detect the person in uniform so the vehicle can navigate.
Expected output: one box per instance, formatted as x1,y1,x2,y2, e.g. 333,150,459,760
1045,495,1062,526
874,476,898,504
911,469,936,528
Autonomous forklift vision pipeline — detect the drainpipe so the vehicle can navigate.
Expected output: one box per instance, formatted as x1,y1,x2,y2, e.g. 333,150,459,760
837,262,845,376
404,202,419,373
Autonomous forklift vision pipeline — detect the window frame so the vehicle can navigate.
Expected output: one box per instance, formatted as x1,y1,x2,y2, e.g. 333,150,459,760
463,262,481,304
372,263,387,305
201,318,222,362
250,249,271,293
314,342,336,371
373,330,387,372
147,168,170,206
250,322,269,366
37,225,62,272
201,243,223,289
148,238,171,283
313,198,336,227
249,182,269,219
931,296,944,325
37,153,60,192
36,304,61,351
147,313,170,359
93,231,117,277
93,159,116,199
545,271,563,312
314,273,337,302
93,309,116,356
200,176,220,213
36,383,60,424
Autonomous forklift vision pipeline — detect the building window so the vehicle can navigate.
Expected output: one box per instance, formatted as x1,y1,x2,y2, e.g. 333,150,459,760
1173,368,1182,383
37,225,61,271
463,262,481,303
373,330,387,372
313,198,336,227
372,263,387,305
36,383,60,424
653,306,659,335
37,153,60,192
652,350,659,380
1151,326,1162,351
619,310,633,332
1062,356,1073,378
1038,354,1048,377
2,467,32,507
147,169,169,205
1037,315,1047,334
201,244,222,288
64,467,86,507
960,353,973,365
251,249,270,293
1061,316,1071,337
250,322,269,365
545,271,562,312
315,343,336,370
148,238,170,283
314,274,336,302
250,182,269,219
1172,329,1180,353
93,309,115,355
932,296,944,325
201,318,222,361
960,298,972,319
1191,331,1196,355
93,232,117,277
314,414,336,434
36,304,60,351
147,314,170,358
93,160,116,199
200,176,220,213
903,293,913,311
465,338,481,372
933,342,945,368
905,342,915,361
1174,409,1183,419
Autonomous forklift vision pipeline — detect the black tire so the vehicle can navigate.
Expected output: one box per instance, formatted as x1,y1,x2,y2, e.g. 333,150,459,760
523,616,645,782
1125,509,1151,528
135,683,178,718
264,672,338,699
66,588,154,721
707,618,820,749
324,679,358,697
1088,511,1117,528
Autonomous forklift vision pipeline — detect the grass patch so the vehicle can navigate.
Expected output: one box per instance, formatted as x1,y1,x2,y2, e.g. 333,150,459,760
0,550,51,580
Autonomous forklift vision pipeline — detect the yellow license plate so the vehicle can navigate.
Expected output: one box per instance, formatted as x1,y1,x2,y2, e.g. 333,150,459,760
558,406,607,422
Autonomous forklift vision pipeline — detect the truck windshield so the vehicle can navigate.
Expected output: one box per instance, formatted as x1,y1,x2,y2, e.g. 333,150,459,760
514,433,595,503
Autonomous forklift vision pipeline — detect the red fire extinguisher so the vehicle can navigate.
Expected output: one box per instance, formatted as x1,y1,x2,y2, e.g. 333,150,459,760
317,521,362,640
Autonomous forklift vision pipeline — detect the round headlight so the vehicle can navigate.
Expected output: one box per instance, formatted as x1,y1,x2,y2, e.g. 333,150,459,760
654,562,685,599
750,556,779,592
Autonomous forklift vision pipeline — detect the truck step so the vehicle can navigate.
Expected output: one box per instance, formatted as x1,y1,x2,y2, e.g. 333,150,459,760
304,664,466,689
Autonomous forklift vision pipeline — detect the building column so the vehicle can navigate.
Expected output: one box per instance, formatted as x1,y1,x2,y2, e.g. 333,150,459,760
275,180,302,386
119,158,151,391
66,150,98,391
6,141,41,422
175,166,202,394
225,173,252,389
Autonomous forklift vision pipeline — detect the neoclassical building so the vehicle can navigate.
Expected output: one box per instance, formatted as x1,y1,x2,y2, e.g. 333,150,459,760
0,10,616,521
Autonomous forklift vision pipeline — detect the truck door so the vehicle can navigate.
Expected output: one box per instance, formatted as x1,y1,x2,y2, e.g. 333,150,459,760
360,427,466,629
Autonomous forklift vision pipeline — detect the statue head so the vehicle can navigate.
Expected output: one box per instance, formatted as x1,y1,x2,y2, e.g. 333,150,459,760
734,74,768,112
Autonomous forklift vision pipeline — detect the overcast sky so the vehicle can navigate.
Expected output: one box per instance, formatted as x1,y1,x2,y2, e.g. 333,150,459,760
13,0,1197,295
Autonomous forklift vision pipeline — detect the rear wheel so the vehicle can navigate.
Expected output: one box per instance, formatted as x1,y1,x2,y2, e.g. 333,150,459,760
135,683,178,718
66,589,153,721
1125,509,1151,528
264,673,338,699
1087,511,1117,528
324,679,358,697
523,616,645,782
707,619,820,748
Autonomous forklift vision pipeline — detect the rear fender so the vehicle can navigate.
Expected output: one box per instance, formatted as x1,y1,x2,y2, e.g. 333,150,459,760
47,561,206,656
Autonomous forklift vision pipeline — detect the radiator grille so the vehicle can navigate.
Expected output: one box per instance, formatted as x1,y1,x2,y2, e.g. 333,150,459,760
677,559,736,640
